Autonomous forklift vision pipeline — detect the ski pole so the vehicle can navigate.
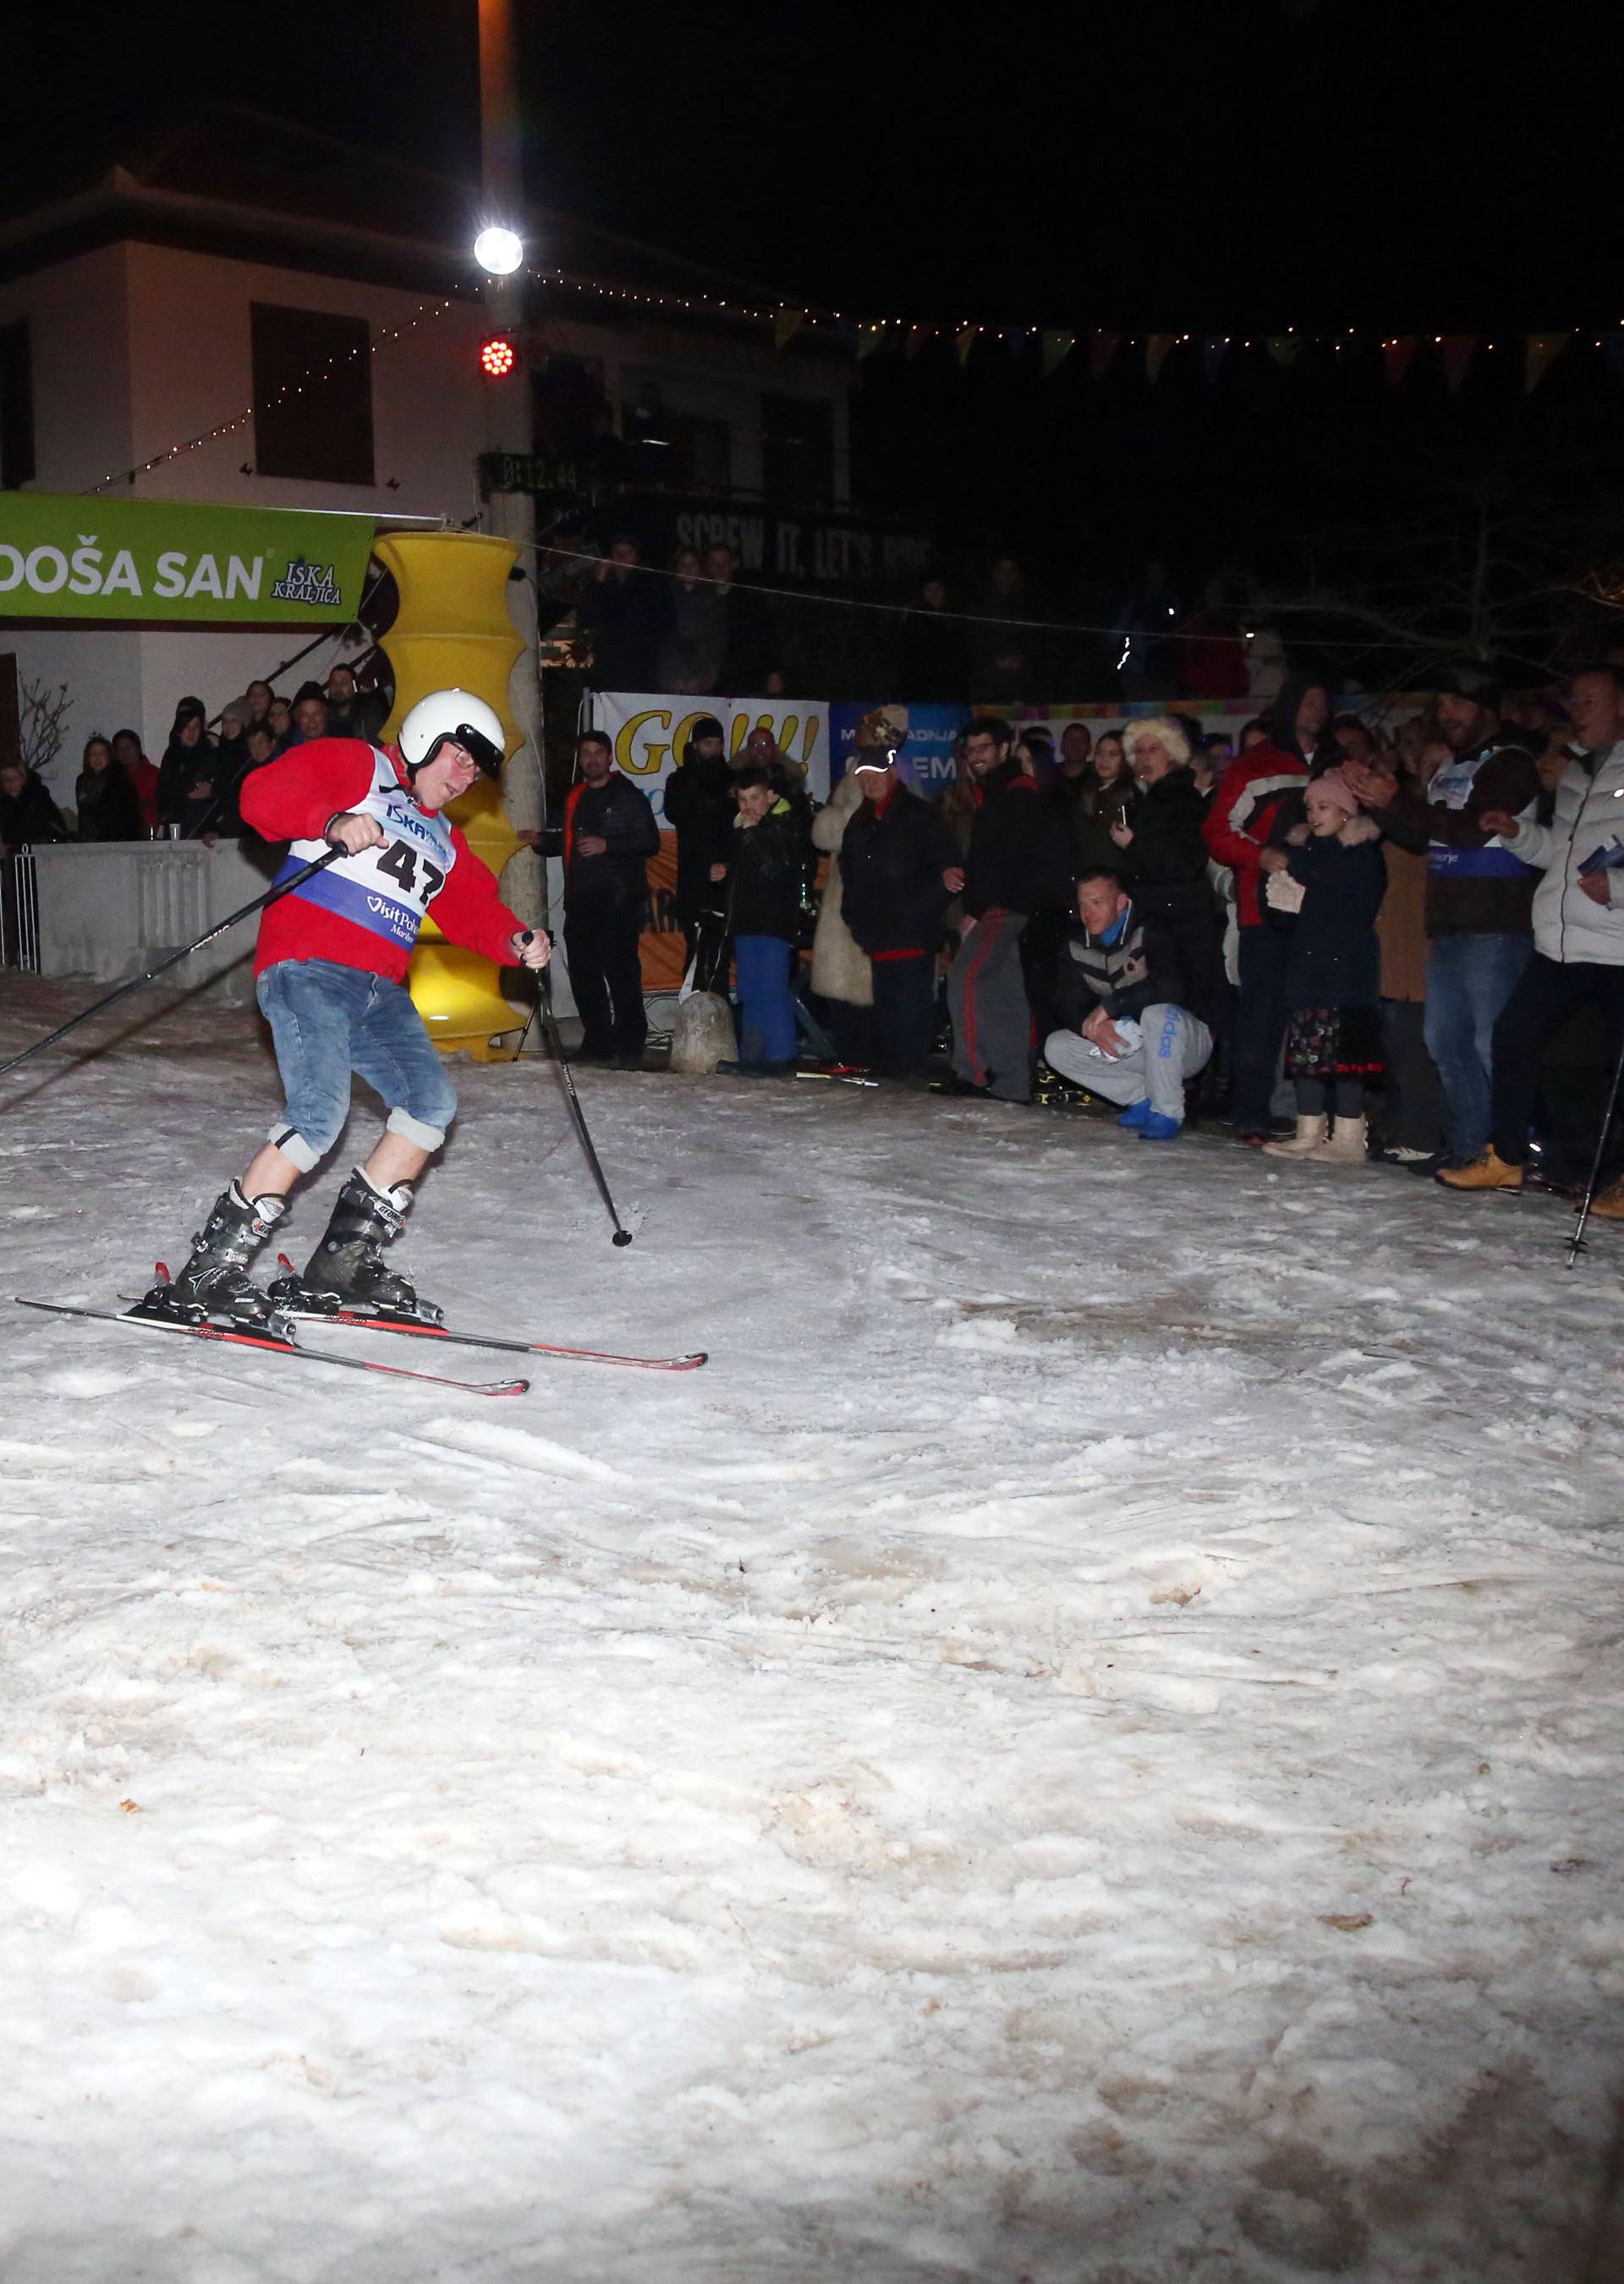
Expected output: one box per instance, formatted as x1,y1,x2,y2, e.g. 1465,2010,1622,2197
0,847,342,1084
519,935,634,1246
1567,1024,1624,1266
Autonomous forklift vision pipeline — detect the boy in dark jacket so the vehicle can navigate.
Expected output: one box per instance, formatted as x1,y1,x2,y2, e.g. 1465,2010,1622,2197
947,755,1076,1101
839,743,960,1079
716,767,810,1074
1042,869,1214,1138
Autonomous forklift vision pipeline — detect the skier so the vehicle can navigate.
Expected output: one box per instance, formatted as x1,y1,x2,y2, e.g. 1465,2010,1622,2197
154,689,551,1332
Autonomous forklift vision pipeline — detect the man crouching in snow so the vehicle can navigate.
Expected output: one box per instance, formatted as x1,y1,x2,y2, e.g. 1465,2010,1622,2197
1043,868,1213,1139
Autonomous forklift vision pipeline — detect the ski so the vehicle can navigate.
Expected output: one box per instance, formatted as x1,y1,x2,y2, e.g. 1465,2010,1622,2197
15,1297,530,1396
268,1257,707,1370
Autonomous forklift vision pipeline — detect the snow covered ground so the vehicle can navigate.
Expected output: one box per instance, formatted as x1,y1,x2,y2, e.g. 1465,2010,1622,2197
3,974,1623,2284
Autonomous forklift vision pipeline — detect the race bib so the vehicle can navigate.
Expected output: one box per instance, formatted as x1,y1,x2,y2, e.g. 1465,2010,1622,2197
274,750,458,949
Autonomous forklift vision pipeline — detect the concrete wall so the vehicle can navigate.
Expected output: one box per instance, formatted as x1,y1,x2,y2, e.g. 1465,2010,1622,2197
121,243,491,524
0,244,134,491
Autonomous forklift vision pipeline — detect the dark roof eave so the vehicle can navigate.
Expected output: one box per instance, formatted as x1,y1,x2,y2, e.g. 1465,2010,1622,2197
0,168,480,296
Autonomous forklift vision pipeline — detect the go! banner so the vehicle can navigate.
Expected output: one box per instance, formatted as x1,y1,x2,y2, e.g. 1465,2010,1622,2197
585,692,830,818
585,691,831,991
0,493,376,623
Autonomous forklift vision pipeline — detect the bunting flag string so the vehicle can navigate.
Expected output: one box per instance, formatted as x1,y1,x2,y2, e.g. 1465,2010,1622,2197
527,264,1624,396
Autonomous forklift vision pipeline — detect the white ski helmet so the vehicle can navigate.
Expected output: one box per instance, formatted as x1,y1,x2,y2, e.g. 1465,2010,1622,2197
397,689,508,780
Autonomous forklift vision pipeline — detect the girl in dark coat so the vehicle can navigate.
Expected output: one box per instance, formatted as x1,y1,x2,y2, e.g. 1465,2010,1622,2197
75,735,143,841
718,767,811,1075
1263,768,1385,1165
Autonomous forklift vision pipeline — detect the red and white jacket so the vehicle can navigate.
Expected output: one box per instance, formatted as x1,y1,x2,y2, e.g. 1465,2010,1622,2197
1202,738,1310,927
240,738,523,982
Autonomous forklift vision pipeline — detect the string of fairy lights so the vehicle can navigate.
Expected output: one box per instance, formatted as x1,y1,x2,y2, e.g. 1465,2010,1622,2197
85,250,1624,498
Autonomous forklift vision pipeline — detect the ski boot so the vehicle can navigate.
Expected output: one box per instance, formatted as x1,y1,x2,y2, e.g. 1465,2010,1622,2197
140,1183,292,1334
270,1169,443,1325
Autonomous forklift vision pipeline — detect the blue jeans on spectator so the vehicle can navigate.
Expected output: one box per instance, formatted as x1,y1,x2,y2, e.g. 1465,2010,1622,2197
1424,931,1533,1162
734,934,797,1066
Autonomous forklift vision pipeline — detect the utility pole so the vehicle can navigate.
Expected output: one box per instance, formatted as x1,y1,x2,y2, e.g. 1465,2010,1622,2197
475,0,550,946
477,0,531,515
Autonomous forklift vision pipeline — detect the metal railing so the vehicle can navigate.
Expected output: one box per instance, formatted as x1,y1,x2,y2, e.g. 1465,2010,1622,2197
0,852,40,971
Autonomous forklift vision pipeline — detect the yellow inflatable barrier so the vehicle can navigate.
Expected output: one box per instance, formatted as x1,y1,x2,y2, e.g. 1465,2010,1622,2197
374,529,526,1060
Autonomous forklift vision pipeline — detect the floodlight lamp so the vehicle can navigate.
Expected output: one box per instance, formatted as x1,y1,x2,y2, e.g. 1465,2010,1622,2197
475,225,524,277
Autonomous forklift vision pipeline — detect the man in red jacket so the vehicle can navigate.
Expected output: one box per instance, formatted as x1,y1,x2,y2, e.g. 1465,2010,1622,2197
1203,674,1330,1139
156,689,550,1332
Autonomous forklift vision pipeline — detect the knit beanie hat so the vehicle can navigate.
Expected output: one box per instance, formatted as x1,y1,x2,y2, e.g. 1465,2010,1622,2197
1309,766,1359,819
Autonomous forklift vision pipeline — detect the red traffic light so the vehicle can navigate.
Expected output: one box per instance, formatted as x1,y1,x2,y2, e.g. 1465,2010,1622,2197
480,334,519,379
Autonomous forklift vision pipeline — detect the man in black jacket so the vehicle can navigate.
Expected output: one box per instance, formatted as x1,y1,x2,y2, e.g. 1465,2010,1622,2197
546,731,661,1067
840,742,961,1079
1043,869,1214,1138
946,744,1075,1101
662,714,734,967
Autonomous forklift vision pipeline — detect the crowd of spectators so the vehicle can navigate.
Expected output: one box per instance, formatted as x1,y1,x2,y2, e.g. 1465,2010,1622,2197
639,662,1624,1216
559,541,1288,711
0,661,389,855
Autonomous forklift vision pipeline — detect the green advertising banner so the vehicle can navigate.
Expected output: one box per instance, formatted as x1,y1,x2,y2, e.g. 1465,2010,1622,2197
0,494,376,623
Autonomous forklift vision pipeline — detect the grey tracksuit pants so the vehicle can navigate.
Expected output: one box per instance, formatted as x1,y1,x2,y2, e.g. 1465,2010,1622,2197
1043,1003,1213,1122
948,909,1032,1101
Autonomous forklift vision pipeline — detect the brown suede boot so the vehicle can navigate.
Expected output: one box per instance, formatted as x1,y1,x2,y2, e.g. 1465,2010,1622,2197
1437,1147,1523,1192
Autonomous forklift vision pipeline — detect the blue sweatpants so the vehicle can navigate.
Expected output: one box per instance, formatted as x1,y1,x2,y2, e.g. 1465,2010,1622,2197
733,934,798,1065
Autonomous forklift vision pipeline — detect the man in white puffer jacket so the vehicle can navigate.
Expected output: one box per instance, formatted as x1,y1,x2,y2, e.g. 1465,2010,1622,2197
1440,664,1624,1195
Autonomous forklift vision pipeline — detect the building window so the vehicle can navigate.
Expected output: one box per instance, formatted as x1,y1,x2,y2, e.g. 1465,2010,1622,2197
760,393,833,506
0,321,36,489
667,414,732,493
251,303,374,486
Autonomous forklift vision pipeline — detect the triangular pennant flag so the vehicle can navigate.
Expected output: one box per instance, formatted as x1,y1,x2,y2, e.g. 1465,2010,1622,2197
1040,329,1077,376
1524,332,1572,393
771,307,805,353
856,322,886,361
1201,336,1227,386
1144,332,1178,384
1089,328,1122,380
1265,335,1298,369
1381,336,1418,388
1603,331,1624,387
956,324,978,368
1440,334,1479,392
905,324,932,361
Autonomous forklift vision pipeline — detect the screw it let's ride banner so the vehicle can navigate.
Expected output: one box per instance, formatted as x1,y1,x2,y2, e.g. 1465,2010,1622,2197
0,495,376,623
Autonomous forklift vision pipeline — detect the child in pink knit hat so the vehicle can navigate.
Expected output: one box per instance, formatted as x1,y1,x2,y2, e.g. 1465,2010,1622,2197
1262,770,1387,1163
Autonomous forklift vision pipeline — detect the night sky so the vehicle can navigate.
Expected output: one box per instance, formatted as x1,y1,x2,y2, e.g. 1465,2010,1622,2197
11,3,1624,658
